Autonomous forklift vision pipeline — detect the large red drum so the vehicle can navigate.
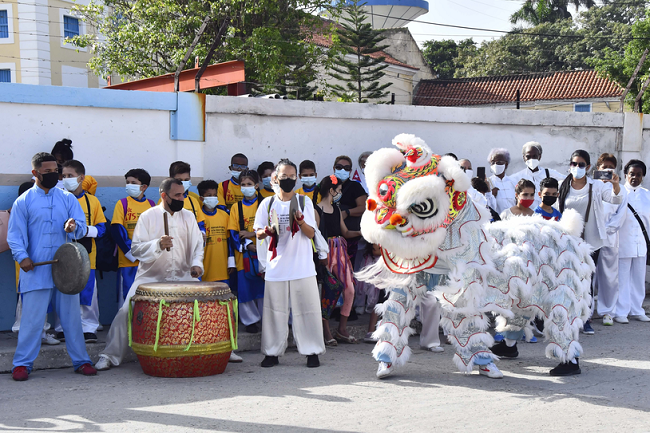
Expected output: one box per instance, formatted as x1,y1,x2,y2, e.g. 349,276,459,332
129,281,237,378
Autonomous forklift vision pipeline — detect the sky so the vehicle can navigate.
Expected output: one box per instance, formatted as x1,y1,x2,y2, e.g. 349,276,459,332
404,0,526,46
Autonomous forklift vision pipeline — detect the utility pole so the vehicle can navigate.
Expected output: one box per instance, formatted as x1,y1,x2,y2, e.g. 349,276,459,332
620,48,648,113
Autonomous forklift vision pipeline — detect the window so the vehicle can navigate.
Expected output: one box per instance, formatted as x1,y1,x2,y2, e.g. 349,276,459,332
574,103,591,113
0,10,8,39
0,69,10,83
63,16,80,38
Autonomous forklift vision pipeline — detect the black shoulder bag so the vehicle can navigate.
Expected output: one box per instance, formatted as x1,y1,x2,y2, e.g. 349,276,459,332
627,203,650,265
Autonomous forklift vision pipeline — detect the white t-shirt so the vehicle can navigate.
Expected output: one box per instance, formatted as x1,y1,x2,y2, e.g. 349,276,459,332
254,194,317,282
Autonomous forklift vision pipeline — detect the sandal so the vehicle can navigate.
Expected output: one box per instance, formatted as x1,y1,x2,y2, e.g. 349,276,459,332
325,338,338,347
334,330,357,344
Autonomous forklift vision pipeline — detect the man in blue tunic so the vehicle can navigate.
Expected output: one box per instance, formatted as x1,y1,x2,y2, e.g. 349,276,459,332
7,152,97,381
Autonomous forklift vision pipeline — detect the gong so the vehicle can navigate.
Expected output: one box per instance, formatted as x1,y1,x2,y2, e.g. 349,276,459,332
33,242,91,295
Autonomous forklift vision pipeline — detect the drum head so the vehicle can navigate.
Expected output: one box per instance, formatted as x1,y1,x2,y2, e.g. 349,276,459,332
53,242,91,295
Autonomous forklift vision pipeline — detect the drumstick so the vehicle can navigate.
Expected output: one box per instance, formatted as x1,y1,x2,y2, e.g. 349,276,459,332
163,213,170,252
32,260,59,266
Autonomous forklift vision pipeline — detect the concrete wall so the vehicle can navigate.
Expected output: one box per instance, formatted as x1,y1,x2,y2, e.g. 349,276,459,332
1,83,648,331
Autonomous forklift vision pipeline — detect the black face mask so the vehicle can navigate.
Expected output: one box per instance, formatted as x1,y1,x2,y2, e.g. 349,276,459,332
279,178,296,193
542,195,558,206
167,197,184,212
39,172,60,189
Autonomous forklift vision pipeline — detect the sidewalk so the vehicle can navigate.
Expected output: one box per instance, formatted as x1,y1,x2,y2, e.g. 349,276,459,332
0,313,379,373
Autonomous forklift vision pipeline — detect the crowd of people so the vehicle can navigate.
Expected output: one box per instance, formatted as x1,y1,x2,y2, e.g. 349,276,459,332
4,138,650,381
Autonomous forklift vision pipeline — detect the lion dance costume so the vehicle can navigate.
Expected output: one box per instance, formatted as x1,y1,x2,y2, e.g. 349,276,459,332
357,134,594,379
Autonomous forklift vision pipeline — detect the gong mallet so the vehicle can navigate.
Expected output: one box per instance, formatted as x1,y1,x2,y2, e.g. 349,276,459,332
32,259,59,267
163,212,171,251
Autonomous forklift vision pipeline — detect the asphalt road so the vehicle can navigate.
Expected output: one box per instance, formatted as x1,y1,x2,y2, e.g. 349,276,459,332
1,319,649,433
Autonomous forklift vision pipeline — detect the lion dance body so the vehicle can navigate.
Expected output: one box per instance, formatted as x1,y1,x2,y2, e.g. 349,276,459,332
357,134,595,379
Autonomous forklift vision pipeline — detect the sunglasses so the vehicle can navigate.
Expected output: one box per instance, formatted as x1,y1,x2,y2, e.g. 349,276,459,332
335,164,352,172
570,162,587,168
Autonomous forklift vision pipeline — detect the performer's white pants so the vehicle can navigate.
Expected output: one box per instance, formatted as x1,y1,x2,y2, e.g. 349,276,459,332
261,276,325,357
616,257,648,318
419,291,442,349
595,246,619,317
54,280,100,334
99,279,141,366
240,298,263,326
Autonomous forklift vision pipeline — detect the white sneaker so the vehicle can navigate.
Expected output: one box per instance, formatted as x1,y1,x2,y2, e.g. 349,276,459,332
97,324,104,331
479,362,503,379
355,306,365,315
630,314,650,322
41,334,60,345
422,345,444,353
95,356,112,371
603,314,614,326
376,362,393,379
229,352,243,363
614,316,629,324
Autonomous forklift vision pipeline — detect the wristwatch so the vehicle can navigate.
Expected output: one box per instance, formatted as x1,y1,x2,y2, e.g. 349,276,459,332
345,209,351,217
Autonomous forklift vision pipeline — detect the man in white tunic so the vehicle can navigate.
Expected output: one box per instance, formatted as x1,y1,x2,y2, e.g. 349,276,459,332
95,178,204,370
510,141,566,208
487,148,517,214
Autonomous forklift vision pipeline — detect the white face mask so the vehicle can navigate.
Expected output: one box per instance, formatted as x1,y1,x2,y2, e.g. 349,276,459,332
125,184,142,198
301,176,317,187
491,164,505,176
571,166,586,179
62,177,80,192
465,169,474,179
181,180,192,192
203,197,219,209
241,186,257,198
231,170,242,180
526,159,540,170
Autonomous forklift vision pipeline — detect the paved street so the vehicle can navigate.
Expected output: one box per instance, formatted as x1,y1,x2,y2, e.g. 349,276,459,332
1,319,650,433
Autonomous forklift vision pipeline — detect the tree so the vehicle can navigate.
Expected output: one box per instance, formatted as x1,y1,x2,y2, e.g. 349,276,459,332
422,39,476,79
510,0,596,25
327,0,392,103
591,9,650,112
455,1,645,77
71,0,337,97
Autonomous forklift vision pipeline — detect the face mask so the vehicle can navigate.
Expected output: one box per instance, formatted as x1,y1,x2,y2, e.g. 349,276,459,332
526,159,540,170
271,182,281,194
167,197,184,212
542,196,557,206
231,170,242,180
333,192,342,203
62,177,80,192
301,176,317,187
491,164,505,176
181,180,192,192
519,199,534,208
465,169,474,178
263,177,273,189
571,166,586,179
279,178,296,193
126,184,142,198
39,172,59,189
203,197,219,209
241,186,257,198
334,169,350,182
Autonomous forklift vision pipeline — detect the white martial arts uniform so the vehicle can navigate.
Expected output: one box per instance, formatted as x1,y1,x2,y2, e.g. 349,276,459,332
488,174,517,214
254,194,325,357
616,183,650,319
99,204,204,366
510,165,566,208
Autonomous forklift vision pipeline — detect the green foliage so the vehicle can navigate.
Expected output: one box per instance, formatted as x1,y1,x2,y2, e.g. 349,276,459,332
591,8,650,112
510,0,596,25
453,1,645,78
327,0,392,103
71,0,337,98
422,39,476,79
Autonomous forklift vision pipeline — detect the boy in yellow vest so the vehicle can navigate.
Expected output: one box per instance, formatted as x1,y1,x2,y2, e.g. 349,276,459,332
160,161,206,237
217,153,249,209
296,160,321,203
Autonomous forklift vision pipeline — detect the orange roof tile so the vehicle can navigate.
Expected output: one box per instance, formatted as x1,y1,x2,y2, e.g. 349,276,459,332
413,71,622,106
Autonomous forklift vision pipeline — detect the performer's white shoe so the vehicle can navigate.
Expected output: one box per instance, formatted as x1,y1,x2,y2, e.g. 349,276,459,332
41,334,61,345
95,356,112,371
478,362,503,379
422,345,444,353
376,362,393,379
229,352,243,363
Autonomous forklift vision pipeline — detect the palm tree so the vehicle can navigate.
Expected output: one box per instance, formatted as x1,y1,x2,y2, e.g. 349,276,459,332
510,0,596,25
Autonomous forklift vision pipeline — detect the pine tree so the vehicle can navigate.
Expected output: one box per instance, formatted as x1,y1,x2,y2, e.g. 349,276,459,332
328,0,392,103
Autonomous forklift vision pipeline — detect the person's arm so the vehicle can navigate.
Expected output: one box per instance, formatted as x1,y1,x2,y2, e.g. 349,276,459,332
296,199,317,239
253,198,272,240
7,199,31,270
67,194,88,239
111,223,137,262
187,213,205,277
131,211,165,263
226,230,236,271
600,176,623,204
339,211,361,238
345,194,368,218
86,200,107,238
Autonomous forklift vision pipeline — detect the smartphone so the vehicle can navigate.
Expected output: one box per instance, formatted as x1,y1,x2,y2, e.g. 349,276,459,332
477,167,486,180
593,170,613,180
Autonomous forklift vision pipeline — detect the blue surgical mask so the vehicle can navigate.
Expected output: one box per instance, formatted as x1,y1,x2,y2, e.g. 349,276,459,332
203,197,219,209
335,169,350,182
125,184,142,198
181,180,192,192
301,176,316,187
263,177,273,189
241,186,257,198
